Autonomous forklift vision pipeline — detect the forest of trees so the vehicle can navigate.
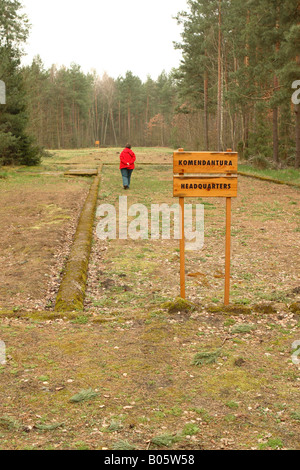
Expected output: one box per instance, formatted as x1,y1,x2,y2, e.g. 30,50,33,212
174,0,300,168
0,0,299,167
21,62,178,150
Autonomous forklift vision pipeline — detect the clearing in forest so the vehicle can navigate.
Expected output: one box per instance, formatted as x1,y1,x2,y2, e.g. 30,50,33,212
0,148,299,451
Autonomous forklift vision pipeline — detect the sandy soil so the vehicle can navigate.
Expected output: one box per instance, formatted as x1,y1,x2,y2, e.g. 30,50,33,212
0,174,90,310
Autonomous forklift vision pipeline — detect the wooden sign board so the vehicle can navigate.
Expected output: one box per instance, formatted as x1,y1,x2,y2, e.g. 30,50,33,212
174,176,238,198
173,151,238,174
173,149,238,305
0,80,6,105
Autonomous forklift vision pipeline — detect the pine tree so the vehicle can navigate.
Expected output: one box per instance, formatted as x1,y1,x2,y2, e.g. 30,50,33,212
174,0,300,166
0,0,40,165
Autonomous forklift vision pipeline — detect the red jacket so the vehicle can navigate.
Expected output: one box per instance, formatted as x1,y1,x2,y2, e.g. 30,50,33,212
120,148,136,170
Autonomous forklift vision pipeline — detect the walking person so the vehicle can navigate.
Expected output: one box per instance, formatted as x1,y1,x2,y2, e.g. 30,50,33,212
120,144,136,190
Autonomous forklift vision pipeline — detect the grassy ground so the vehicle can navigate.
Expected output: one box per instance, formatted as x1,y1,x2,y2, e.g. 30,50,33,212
239,164,300,185
86,160,300,310
0,148,299,450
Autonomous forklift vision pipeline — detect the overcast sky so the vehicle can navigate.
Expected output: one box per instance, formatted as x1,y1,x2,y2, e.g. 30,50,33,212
21,0,188,81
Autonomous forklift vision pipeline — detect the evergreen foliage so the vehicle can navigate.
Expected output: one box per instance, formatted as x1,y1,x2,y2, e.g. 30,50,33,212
175,0,300,167
1,1,299,168
0,0,41,165
22,63,177,149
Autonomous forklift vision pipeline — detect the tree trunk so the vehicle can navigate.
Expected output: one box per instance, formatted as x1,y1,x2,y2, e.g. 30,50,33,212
295,104,300,169
146,94,149,125
128,104,131,141
273,105,279,165
56,112,60,149
95,91,98,141
243,111,249,154
118,100,121,139
110,108,118,146
204,68,209,150
61,101,64,148
103,110,109,145
273,5,280,166
295,7,300,169
217,0,222,151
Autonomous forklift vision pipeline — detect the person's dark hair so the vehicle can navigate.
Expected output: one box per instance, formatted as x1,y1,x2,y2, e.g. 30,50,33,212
125,143,131,149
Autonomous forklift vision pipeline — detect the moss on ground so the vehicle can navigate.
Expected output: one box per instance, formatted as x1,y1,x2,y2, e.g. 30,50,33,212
253,303,277,314
238,171,300,189
161,297,196,314
289,302,300,314
207,305,252,315
55,168,102,312
0,310,80,321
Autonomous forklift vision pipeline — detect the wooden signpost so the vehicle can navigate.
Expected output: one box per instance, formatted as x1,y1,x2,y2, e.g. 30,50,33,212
173,149,238,305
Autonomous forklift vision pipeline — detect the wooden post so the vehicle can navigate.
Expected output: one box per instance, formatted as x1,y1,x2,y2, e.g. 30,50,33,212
173,148,237,303
177,148,185,299
224,196,231,305
179,196,185,299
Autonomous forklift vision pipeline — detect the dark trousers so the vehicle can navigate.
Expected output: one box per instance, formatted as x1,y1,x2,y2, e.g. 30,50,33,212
121,168,133,188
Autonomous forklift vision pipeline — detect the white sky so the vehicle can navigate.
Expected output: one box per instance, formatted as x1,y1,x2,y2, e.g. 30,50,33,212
21,0,188,81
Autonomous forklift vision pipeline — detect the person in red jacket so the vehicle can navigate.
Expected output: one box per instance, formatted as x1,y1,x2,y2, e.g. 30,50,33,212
120,144,136,189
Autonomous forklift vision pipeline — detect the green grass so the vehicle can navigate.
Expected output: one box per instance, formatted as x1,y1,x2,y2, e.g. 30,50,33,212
193,350,221,366
150,433,181,447
226,401,239,410
69,388,99,403
130,146,174,154
112,440,137,450
231,324,256,334
181,423,200,436
239,164,300,185
258,437,284,450
291,411,300,421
